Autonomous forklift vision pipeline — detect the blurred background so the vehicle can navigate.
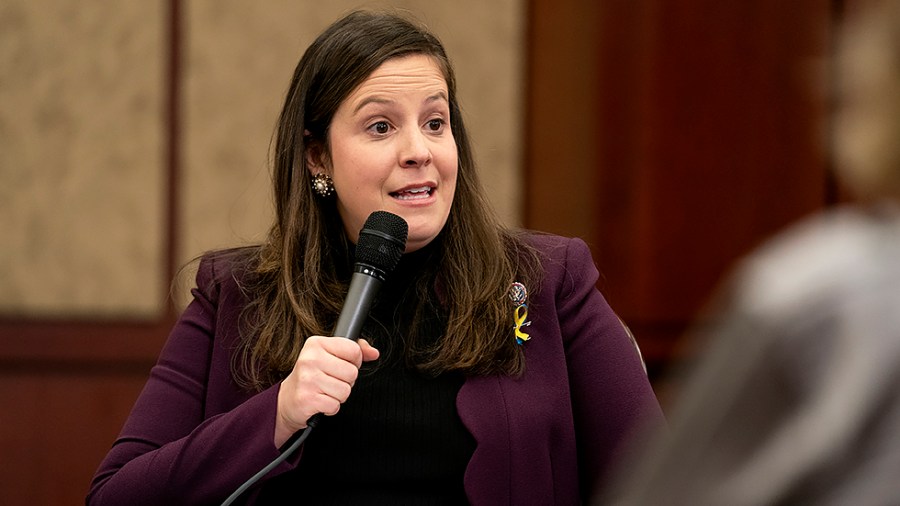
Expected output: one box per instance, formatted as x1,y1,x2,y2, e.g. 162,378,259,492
0,0,843,503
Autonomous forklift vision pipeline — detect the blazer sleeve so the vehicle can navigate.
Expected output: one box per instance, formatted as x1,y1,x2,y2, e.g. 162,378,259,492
557,238,665,496
87,257,298,505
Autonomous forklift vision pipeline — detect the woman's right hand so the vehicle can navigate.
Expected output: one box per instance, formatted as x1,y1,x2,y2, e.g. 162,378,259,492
274,336,379,447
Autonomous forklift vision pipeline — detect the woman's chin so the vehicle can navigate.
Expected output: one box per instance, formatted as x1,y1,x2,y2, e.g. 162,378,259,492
403,229,442,252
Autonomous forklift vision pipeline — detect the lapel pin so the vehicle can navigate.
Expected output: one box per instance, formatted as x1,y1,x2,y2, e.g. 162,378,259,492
508,282,532,345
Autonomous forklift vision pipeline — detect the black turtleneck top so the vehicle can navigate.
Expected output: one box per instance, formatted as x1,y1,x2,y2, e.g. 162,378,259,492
258,244,476,504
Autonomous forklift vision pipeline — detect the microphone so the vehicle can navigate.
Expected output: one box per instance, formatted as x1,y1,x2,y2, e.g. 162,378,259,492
333,210,408,340
304,210,406,428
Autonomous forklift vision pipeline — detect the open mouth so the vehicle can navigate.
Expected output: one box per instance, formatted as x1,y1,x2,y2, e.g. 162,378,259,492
390,186,434,201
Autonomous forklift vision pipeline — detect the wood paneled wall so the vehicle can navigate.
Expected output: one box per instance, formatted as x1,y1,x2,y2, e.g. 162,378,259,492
526,0,835,379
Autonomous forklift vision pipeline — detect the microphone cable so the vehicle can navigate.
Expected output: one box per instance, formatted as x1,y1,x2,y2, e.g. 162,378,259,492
219,418,317,506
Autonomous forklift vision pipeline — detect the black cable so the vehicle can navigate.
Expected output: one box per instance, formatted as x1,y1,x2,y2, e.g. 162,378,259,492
219,420,317,506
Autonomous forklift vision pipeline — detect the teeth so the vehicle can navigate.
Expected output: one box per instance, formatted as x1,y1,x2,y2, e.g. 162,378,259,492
393,186,432,200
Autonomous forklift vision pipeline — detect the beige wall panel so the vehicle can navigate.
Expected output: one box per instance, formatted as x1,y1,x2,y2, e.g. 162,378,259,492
0,1,165,318
181,0,525,290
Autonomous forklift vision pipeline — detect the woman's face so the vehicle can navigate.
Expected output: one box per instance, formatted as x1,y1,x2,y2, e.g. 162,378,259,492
318,54,458,252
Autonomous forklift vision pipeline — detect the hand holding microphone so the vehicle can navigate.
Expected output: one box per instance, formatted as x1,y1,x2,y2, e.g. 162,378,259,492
275,211,408,445
275,336,380,445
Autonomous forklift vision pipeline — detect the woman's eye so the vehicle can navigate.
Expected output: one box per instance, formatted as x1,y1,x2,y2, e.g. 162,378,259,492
427,119,444,131
371,121,390,134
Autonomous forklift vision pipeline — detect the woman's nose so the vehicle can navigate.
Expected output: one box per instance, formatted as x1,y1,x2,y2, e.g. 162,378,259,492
399,130,432,168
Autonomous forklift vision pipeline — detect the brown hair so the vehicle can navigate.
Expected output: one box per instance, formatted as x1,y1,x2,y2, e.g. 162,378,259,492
227,10,542,391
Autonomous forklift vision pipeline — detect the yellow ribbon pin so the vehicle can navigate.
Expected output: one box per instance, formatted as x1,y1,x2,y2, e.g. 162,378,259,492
514,304,531,344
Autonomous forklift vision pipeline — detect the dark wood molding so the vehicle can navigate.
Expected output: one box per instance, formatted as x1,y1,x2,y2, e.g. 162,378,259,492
0,318,172,364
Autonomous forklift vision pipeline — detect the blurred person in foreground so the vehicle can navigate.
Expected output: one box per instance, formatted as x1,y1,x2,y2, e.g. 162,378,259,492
87,9,662,505
604,1,900,504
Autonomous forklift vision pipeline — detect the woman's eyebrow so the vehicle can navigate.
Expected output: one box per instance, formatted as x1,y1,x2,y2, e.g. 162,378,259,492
353,96,393,114
354,91,448,114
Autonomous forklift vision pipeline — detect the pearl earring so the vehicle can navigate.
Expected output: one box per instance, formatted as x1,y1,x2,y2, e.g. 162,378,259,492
311,173,335,197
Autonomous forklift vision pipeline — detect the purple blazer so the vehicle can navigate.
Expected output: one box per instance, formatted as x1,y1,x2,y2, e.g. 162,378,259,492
88,234,663,505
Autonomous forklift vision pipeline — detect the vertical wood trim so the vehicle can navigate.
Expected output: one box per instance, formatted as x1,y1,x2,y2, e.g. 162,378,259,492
523,0,602,244
164,0,182,318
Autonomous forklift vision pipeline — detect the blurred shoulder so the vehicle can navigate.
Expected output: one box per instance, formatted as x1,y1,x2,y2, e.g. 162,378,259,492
729,204,900,318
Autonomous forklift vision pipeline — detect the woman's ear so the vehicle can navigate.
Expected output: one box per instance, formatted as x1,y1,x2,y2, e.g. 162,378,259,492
304,130,328,175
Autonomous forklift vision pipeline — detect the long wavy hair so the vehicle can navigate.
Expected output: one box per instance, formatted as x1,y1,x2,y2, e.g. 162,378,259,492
226,10,542,391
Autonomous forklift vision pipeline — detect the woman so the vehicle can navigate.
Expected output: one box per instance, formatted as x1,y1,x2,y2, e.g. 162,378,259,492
88,10,662,505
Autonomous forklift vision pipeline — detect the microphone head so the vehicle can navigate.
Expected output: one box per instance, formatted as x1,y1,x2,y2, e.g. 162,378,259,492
355,211,408,277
